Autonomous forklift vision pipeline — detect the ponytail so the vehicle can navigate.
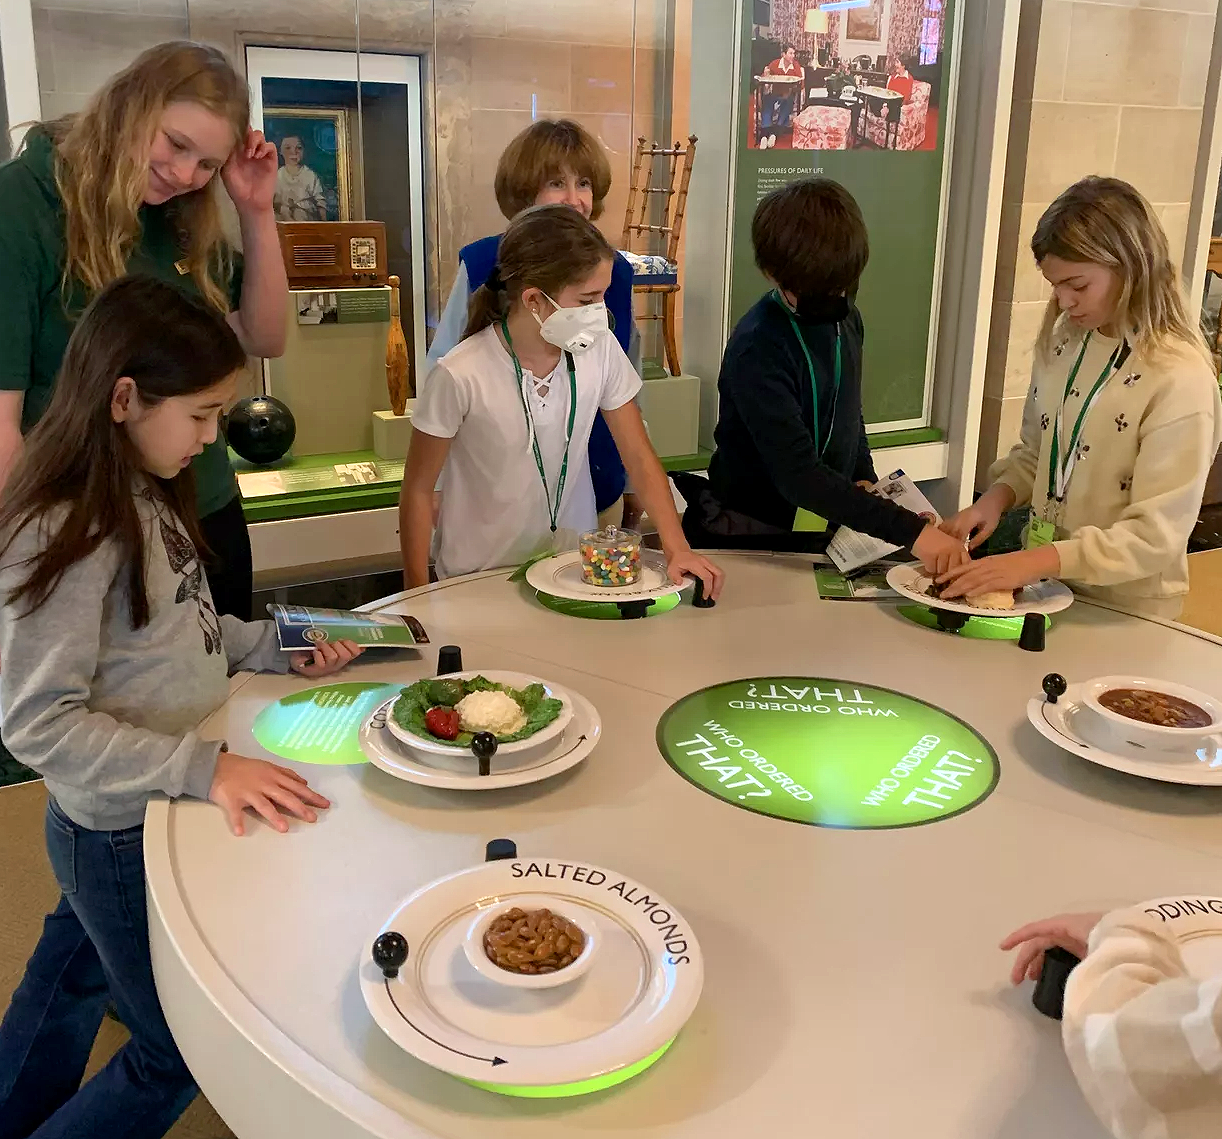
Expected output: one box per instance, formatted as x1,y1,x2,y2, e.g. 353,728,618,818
460,204,614,343
462,268,510,340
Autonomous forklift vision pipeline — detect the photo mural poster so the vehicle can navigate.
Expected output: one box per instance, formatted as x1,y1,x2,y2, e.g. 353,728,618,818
733,0,955,428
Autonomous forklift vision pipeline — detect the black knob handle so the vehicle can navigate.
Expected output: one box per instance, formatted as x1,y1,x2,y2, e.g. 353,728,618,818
1019,612,1047,653
437,646,463,675
372,931,409,978
689,574,715,609
933,608,969,634
1042,673,1068,704
486,838,517,862
471,731,498,776
1032,945,1080,1020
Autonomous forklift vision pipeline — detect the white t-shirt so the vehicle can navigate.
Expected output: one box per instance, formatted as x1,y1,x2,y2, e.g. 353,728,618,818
274,165,326,221
414,325,643,579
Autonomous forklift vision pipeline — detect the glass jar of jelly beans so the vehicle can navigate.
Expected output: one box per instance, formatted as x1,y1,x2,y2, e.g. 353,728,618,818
579,526,642,588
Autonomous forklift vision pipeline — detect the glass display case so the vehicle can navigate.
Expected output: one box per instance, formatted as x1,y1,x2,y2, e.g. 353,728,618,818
220,0,699,582
7,0,1017,589
13,0,700,583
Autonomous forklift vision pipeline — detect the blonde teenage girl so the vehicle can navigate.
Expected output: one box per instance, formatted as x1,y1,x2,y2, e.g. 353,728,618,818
942,177,1221,618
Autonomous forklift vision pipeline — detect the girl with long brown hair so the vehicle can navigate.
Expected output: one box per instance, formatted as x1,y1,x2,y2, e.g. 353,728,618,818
0,276,358,1138
400,204,722,597
942,176,1222,618
0,40,289,621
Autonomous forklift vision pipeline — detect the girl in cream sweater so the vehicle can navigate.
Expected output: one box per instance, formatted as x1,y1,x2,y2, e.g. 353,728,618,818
1003,907,1222,1139
942,177,1221,619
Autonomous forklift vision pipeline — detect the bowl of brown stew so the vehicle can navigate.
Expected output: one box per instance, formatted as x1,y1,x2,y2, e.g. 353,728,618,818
1083,675,1222,752
463,898,598,989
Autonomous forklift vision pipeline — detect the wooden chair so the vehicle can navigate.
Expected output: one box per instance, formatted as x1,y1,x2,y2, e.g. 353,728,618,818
621,135,697,377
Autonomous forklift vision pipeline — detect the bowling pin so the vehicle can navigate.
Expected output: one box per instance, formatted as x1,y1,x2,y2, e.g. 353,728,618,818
386,274,413,415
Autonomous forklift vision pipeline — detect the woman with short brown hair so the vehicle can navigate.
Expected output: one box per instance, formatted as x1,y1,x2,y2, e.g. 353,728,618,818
429,119,640,528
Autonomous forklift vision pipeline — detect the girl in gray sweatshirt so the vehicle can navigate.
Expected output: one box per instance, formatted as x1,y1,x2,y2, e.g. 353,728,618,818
0,276,361,1139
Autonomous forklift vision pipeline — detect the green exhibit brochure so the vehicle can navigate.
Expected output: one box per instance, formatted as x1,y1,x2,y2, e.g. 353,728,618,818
813,567,897,601
268,604,429,651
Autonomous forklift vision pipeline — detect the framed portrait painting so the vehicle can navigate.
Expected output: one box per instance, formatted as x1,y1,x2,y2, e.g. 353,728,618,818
263,107,352,222
846,0,884,42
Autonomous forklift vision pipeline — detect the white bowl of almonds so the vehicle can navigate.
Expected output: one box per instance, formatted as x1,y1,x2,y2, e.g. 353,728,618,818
463,897,598,989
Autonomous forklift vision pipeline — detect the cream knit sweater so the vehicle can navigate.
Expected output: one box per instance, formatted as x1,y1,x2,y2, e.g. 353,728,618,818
990,321,1221,618
1063,908,1222,1139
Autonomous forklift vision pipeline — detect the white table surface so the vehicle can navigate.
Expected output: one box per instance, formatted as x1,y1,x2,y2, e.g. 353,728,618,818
146,553,1222,1139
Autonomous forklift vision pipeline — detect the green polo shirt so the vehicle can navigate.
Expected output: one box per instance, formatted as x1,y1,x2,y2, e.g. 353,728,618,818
0,130,242,518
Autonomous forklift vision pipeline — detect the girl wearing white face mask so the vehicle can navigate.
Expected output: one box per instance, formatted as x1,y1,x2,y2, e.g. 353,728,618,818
401,205,723,598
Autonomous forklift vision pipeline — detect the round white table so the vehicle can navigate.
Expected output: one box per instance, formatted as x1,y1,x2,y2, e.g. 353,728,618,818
146,553,1222,1139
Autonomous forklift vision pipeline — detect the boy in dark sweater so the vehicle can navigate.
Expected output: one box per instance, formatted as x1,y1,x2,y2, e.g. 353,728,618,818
680,178,967,574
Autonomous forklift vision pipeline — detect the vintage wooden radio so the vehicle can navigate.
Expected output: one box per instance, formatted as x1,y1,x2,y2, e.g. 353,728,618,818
277,221,389,289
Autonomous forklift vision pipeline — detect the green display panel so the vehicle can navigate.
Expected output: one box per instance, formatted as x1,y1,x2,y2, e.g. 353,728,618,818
657,677,997,829
732,2,957,424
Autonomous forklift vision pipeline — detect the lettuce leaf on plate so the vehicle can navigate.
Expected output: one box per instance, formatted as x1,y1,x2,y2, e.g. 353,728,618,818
391,675,562,748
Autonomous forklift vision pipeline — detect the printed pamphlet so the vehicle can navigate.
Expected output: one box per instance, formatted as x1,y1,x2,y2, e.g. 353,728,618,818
827,470,941,574
813,567,898,601
268,605,429,651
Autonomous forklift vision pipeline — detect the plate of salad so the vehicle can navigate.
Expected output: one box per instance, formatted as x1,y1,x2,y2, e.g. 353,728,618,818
387,670,574,757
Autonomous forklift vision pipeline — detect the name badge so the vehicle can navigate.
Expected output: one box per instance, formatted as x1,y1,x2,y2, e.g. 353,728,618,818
1024,516,1057,550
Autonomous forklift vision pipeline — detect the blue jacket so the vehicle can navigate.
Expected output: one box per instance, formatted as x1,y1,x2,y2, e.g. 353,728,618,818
459,234,632,511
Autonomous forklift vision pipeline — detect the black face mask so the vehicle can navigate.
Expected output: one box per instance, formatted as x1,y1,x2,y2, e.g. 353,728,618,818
795,294,851,324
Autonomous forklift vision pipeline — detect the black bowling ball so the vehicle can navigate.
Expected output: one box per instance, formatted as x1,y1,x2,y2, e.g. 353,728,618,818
225,396,296,465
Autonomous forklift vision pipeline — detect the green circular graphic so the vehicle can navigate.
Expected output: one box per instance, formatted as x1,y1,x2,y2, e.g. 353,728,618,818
252,681,402,765
656,677,998,829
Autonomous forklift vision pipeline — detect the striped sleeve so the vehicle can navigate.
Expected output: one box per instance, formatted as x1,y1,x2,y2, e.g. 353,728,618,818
1061,909,1222,1139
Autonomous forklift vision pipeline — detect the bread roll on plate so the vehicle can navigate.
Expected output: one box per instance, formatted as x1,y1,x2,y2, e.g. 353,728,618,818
918,575,1018,611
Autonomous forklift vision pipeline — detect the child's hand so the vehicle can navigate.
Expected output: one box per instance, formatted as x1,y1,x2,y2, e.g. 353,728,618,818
222,129,279,216
937,547,1057,599
209,752,331,836
666,546,724,601
942,487,1012,550
912,524,970,576
290,639,363,678
1000,912,1103,985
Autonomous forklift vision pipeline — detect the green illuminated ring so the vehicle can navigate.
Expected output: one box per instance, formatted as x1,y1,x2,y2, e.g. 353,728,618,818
534,591,681,620
460,1040,674,1098
897,605,1052,641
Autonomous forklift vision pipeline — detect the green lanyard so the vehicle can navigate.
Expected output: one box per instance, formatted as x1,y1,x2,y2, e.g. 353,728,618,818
775,292,841,458
501,319,578,533
1048,332,1125,503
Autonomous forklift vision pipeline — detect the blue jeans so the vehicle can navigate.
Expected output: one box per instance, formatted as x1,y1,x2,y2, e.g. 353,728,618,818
763,95,794,129
0,799,197,1138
